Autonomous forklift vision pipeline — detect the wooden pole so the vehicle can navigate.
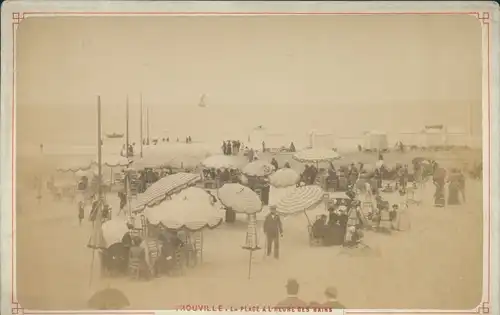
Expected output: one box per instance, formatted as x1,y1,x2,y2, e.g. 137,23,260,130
90,95,103,288
147,107,150,145
126,96,130,159
248,251,253,279
125,96,132,218
140,93,143,158
97,96,103,200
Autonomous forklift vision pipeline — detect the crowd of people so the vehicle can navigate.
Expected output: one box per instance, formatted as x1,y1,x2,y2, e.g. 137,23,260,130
100,225,198,281
221,140,243,156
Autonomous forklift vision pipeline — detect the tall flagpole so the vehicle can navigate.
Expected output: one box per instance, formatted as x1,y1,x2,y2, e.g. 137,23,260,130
140,94,144,158
89,95,103,287
147,107,150,145
125,96,132,218
126,96,130,159
97,96,103,200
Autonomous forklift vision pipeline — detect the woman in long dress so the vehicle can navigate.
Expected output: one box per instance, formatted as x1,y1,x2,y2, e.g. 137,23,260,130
433,167,446,208
447,169,461,205
394,190,411,231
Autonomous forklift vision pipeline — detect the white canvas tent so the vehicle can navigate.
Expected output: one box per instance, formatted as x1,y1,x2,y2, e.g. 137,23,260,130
421,126,446,147
363,130,388,151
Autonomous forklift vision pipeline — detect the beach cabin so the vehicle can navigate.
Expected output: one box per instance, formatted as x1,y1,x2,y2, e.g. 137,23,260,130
445,127,468,147
421,125,447,147
363,130,388,151
310,131,337,150
248,127,290,152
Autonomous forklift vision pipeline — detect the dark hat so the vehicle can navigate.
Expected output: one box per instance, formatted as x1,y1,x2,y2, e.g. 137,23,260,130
392,204,399,209
285,279,299,289
324,286,338,298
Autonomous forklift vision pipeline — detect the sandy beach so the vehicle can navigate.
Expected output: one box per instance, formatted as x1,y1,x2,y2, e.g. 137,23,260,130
15,149,483,311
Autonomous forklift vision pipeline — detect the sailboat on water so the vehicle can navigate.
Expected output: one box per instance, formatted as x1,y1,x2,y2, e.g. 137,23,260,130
198,94,207,108
106,132,124,139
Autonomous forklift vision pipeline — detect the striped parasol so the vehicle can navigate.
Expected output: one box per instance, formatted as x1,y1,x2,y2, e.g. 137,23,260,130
242,160,276,177
269,168,300,188
144,198,223,232
132,172,202,211
202,155,247,170
217,183,263,214
293,148,341,164
275,185,325,217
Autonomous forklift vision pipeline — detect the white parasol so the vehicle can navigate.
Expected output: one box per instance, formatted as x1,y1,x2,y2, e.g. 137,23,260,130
101,218,130,248
201,155,248,170
293,148,341,164
242,160,276,177
144,198,223,232
269,168,300,188
217,183,263,214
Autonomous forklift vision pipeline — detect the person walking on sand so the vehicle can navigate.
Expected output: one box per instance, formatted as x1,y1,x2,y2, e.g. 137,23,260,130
78,201,85,226
458,169,466,203
321,286,346,309
271,157,279,170
264,206,283,259
275,279,308,308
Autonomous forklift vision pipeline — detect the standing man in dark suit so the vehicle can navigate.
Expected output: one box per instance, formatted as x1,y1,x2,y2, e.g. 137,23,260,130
322,286,346,309
264,206,283,259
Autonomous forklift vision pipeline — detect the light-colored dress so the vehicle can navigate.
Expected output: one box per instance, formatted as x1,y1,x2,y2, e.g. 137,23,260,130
396,195,411,231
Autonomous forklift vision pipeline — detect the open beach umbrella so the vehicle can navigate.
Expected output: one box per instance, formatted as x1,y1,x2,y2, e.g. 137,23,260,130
93,155,131,168
412,157,429,165
144,198,223,231
101,218,130,248
160,143,213,170
132,155,173,170
88,288,129,310
171,187,213,204
293,148,341,168
56,158,93,173
275,185,325,222
217,183,263,214
132,172,202,211
269,168,300,188
75,169,92,177
201,154,247,170
242,160,276,177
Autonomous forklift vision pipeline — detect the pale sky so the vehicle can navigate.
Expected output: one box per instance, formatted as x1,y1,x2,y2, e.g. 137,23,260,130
16,14,483,146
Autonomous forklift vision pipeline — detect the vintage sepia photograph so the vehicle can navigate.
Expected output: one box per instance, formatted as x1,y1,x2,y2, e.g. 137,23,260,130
2,2,497,313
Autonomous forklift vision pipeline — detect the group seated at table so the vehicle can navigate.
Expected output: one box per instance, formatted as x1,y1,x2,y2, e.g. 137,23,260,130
201,168,239,188
310,204,364,247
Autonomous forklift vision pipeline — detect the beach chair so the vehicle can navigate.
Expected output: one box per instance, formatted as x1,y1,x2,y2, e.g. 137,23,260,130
193,232,204,264
308,215,324,247
338,177,347,191
405,184,419,205
172,249,185,276
361,193,374,214
204,179,217,189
